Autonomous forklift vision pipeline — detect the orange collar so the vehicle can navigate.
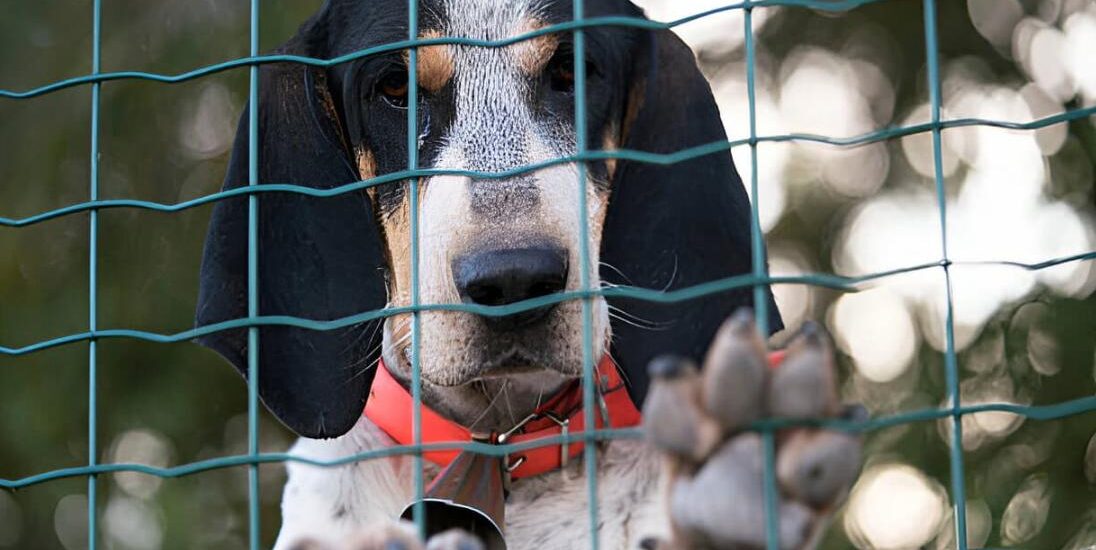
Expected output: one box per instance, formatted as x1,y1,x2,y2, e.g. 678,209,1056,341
364,356,642,480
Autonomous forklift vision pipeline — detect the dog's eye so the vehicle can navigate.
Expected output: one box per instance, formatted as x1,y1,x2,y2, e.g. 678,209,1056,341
547,48,575,93
377,68,410,107
547,46,598,94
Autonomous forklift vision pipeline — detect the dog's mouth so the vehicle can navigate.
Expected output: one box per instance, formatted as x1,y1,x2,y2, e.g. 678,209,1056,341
471,347,560,380
398,343,571,388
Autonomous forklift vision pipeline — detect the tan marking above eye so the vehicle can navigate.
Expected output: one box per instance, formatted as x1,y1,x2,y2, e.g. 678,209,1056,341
404,29,454,93
512,18,559,75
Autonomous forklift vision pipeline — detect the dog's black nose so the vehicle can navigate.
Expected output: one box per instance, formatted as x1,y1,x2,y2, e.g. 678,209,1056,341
453,246,569,330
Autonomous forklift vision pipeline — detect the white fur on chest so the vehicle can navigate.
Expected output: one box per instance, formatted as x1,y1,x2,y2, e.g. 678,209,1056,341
275,416,668,549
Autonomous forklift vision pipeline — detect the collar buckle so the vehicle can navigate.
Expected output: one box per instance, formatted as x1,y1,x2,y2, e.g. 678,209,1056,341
497,410,573,481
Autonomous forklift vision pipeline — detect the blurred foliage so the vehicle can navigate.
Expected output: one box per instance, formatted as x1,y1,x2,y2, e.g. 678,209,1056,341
1,1,1093,549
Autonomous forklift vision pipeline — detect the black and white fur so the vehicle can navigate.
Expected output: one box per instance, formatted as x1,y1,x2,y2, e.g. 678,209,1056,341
195,0,782,547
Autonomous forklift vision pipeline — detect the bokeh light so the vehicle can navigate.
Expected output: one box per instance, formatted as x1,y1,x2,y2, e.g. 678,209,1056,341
901,104,963,178
836,98,1094,351
1000,473,1052,545
779,47,877,139
932,499,992,550
1063,511,1096,550
1064,8,1096,100
711,63,790,231
635,0,777,54
1085,431,1096,484
104,496,164,550
829,288,919,383
768,244,815,333
53,494,88,550
1028,22,1073,102
778,46,894,198
845,463,948,549
0,491,22,548
938,373,1028,451
178,82,237,160
1010,301,1064,377
968,0,1024,50
109,428,175,500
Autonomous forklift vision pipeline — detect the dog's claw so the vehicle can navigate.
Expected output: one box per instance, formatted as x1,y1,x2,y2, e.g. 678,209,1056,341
638,536,669,550
701,309,769,431
644,356,723,463
648,319,864,550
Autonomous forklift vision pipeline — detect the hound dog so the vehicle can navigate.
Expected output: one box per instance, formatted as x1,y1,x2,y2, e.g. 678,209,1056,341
195,1,859,548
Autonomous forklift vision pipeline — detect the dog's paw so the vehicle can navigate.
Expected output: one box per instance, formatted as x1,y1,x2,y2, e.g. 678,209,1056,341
283,522,421,550
424,529,486,550
643,311,864,550
284,523,483,550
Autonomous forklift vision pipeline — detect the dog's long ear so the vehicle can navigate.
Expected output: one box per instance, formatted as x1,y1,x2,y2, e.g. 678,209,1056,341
195,20,387,439
600,29,783,406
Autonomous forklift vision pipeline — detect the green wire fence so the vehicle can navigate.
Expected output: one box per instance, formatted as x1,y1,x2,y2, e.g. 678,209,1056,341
2,1,1096,549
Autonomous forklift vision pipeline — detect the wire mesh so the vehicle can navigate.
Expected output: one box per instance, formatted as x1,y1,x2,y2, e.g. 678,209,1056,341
246,0,262,546
86,0,102,546
2,0,1096,549
407,0,427,538
922,0,967,545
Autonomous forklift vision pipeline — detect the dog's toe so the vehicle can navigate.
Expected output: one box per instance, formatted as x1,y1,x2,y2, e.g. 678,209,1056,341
669,434,814,550
777,429,862,510
768,322,840,420
668,435,766,548
286,537,337,550
644,356,722,463
700,309,770,430
344,523,424,550
424,529,485,550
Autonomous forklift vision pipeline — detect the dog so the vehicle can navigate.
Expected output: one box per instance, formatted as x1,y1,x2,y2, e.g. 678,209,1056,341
194,1,857,548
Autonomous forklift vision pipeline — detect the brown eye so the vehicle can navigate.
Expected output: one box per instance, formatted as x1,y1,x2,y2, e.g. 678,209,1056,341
377,68,409,106
548,49,574,93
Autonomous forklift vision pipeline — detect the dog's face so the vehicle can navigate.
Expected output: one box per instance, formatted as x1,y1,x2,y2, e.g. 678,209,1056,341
196,0,779,438
342,1,641,429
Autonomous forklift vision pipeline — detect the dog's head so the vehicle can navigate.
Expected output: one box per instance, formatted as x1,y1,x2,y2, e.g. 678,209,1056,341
196,0,781,438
